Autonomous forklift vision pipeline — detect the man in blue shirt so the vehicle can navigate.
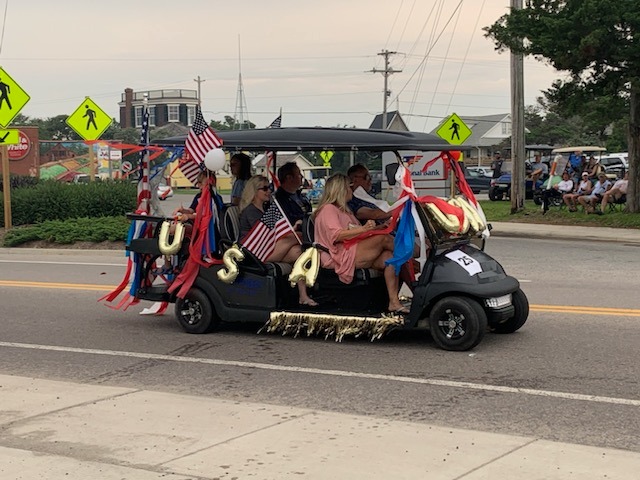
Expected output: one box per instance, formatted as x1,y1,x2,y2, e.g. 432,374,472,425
347,164,391,225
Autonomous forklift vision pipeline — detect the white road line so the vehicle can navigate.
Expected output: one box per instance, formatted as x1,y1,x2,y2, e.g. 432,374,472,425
1,341,638,407
0,260,124,267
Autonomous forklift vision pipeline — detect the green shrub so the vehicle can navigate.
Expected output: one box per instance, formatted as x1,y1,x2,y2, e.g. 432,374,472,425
3,216,130,247
0,174,39,191
0,180,136,226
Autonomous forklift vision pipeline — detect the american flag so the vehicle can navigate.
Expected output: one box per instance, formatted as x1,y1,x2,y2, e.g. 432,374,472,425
241,200,291,262
137,107,151,213
267,114,281,129
183,105,222,185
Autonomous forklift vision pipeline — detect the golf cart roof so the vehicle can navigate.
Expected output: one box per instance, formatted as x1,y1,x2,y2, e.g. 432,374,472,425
551,146,606,154
154,127,456,152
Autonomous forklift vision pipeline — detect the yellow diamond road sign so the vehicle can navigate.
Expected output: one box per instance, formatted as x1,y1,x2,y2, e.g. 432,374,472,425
0,129,20,145
436,113,472,146
66,97,112,141
0,66,31,128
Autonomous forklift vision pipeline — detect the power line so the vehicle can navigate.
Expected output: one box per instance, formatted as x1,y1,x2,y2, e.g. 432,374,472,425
0,0,8,57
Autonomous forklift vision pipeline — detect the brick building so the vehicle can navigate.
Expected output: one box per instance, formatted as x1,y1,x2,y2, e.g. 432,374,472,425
118,88,200,129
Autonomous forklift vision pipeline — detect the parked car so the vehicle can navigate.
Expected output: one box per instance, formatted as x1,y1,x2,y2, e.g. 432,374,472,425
467,166,493,177
73,174,101,184
157,184,174,200
369,170,383,197
488,161,539,201
464,168,492,193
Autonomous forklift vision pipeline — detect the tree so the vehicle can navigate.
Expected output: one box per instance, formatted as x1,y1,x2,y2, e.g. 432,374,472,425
485,1,640,212
210,115,255,131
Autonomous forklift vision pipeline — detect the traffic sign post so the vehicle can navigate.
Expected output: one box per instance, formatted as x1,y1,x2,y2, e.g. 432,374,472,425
0,129,20,145
66,97,113,182
436,113,472,146
0,66,30,229
320,150,334,168
0,67,31,128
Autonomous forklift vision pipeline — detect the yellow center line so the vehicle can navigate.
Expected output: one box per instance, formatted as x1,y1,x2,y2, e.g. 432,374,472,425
0,281,639,317
0,280,114,292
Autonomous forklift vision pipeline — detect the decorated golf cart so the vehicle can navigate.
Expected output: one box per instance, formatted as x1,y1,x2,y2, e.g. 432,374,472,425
103,127,528,351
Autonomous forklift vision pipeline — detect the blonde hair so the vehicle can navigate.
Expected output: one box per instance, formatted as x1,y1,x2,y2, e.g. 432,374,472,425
239,175,268,211
315,173,351,217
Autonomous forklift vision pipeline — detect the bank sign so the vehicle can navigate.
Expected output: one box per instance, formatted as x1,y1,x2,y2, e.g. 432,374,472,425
382,150,448,198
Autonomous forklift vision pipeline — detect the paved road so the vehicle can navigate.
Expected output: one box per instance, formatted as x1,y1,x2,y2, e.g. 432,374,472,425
0,237,638,455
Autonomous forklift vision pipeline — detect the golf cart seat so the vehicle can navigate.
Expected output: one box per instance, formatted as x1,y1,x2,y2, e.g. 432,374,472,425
301,214,381,286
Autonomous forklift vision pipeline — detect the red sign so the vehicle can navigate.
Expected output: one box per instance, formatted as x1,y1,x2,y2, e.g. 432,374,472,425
8,131,31,161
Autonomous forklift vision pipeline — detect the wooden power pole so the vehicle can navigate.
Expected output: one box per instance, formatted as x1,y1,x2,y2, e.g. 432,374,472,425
510,0,526,213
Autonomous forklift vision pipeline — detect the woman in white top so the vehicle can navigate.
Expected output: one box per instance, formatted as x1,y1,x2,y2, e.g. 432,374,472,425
542,171,574,214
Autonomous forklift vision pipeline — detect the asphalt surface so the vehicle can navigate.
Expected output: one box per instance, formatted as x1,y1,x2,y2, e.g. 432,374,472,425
0,224,639,479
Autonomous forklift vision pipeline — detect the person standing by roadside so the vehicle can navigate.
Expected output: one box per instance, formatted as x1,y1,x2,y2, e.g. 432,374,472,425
490,152,503,179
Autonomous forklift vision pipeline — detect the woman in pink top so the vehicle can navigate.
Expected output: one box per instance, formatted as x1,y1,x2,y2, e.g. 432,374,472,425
313,174,407,314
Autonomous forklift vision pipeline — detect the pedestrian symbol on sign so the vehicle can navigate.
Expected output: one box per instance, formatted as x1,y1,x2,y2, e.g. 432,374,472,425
0,78,12,110
84,105,98,130
449,118,460,141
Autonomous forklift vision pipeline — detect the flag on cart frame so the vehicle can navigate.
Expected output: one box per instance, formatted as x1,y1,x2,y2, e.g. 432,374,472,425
241,199,291,262
183,106,223,185
136,107,151,213
267,114,282,128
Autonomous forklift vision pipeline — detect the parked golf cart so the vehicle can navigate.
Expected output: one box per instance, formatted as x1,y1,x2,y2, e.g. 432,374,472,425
123,128,528,351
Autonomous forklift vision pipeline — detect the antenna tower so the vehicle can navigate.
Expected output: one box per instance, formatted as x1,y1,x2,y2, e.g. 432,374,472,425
233,35,250,130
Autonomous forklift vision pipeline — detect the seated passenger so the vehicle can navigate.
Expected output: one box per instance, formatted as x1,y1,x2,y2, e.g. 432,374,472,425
274,162,312,231
578,173,611,214
542,171,573,214
239,175,317,306
230,153,252,206
347,164,392,224
313,173,408,314
173,171,224,235
599,171,628,214
530,153,548,184
563,172,592,212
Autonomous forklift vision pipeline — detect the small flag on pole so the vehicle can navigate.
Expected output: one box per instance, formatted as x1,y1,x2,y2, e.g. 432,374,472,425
182,106,223,185
267,114,282,129
241,200,291,262
136,106,151,213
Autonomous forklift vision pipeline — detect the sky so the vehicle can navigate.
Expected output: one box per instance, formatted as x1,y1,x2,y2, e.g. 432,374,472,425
1,0,566,133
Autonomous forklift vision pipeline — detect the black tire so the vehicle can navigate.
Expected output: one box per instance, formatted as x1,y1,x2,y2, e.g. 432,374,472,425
428,296,487,351
491,288,529,334
488,187,503,201
175,287,218,334
533,194,542,206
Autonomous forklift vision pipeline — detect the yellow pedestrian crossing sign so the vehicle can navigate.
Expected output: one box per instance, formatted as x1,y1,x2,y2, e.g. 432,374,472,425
66,97,112,141
0,66,31,128
319,150,334,167
0,129,19,145
436,113,472,145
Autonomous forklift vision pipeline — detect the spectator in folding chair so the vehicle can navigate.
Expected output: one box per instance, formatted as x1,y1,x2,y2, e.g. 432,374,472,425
599,171,628,214
563,172,592,212
542,171,574,214
578,173,612,214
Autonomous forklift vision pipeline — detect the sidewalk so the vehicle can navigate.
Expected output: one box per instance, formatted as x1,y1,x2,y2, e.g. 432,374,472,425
490,221,640,244
1,374,638,479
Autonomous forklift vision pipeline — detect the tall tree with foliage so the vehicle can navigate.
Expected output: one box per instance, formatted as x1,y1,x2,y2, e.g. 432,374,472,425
485,1,640,212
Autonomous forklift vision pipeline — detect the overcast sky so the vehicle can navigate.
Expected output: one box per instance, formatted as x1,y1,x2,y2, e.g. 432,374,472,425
1,0,564,132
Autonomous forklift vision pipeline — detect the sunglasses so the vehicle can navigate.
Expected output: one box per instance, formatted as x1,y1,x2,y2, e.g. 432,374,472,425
257,186,271,192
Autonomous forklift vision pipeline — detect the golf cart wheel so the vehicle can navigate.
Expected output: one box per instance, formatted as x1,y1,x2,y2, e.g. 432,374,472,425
488,187,503,201
491,288,529,334
428,296,487,351
175,287,218,334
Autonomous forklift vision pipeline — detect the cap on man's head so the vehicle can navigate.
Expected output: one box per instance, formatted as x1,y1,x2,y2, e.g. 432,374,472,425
582,172,589,177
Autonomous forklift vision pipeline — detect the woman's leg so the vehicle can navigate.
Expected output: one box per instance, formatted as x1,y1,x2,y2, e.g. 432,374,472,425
267,237,317,306
355,235,404,311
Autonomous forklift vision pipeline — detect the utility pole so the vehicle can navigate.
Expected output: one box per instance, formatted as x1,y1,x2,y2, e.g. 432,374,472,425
194,75,205,106
369,50,402,129
510,0,526,213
